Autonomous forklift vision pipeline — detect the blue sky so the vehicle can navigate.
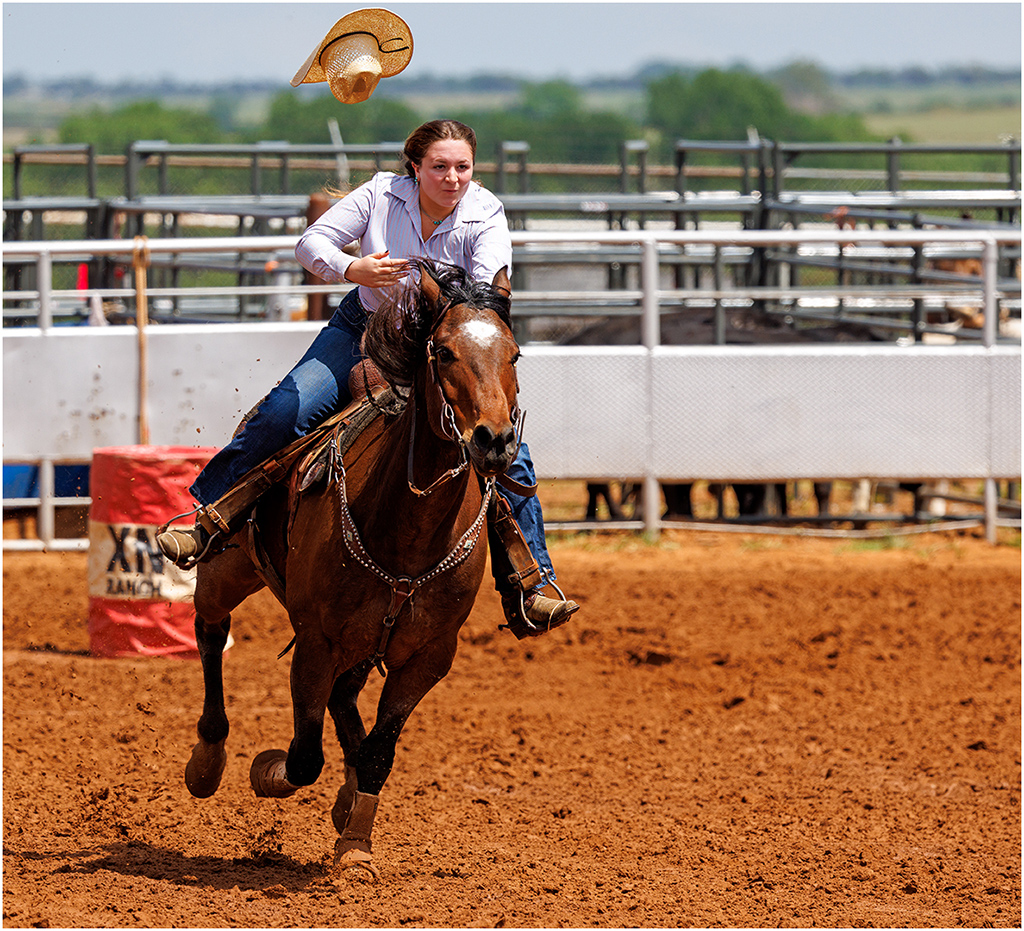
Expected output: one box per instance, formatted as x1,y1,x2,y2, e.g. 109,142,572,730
2,1,1021,84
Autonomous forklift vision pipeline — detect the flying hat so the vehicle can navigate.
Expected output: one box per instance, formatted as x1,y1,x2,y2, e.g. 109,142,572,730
291,8,413,104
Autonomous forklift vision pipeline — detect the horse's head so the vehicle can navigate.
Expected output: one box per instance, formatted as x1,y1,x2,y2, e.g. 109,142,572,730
364,260,521,478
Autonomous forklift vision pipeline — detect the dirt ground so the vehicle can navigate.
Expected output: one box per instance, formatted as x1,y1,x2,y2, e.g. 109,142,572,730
3,526,1021,928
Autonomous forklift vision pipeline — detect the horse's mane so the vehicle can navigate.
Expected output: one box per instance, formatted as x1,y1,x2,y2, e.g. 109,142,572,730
363,259,512,388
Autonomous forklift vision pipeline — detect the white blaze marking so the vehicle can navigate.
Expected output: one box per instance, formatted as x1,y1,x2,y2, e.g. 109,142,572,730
460,319,501,347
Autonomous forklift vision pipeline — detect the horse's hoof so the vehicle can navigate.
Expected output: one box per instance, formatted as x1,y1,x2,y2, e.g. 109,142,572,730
184,739,226,798
333,838,379,881
249,748,299,798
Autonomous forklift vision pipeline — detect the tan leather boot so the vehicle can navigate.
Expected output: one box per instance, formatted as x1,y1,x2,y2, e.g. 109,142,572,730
500,589,580,639
156,525,210,567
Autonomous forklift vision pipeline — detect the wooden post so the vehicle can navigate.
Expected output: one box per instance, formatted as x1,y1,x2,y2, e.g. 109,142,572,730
305,194,332,320
133,237,151,445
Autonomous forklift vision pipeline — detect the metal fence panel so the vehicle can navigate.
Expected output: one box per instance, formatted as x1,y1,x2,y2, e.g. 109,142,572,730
991,348,1023,477
5,327,1019,481
2,323,323,459
3,327,139,460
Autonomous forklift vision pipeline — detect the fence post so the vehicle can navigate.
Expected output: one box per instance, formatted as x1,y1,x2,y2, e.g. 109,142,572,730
771,143,785,200
887,137,902,192
37,457,55,549
13,148,23,200
982,237,998,348
37,250,53,331
620,140,648,194
641,237,661,539
86,144,98,198
713,246,725,344
125,142,138,200
982,234,1001,545
498,141,530,194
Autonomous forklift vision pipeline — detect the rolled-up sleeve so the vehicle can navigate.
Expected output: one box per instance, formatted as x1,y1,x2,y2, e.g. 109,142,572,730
464,197,513,284
294,183,374,283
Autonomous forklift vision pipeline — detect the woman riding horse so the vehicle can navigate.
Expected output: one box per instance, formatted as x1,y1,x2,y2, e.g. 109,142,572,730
185,258,538,875
157,119,579,636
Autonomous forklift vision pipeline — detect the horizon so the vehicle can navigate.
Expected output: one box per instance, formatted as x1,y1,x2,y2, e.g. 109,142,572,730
2,3,1020,87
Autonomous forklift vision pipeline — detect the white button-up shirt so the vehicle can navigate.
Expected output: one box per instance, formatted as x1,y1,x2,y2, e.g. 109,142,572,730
295,172,513,313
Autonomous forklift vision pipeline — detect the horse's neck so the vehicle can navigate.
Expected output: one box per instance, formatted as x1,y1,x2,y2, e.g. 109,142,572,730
349,397,478,557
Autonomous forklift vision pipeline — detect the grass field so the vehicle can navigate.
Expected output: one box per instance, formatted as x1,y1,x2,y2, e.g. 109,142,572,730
863,104,1021,144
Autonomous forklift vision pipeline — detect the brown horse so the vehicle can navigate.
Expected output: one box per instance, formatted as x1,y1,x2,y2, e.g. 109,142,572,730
182,260,522,878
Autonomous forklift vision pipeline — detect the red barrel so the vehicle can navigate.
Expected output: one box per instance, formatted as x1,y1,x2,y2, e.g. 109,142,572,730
87,445,219,658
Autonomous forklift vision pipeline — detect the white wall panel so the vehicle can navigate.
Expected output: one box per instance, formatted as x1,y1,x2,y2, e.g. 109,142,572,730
649,345,1003,480
517,346,648,478
4,328,1020,484
145,322,323,448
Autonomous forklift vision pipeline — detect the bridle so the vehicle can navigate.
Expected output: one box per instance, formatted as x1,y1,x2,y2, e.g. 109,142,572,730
407,298,525,497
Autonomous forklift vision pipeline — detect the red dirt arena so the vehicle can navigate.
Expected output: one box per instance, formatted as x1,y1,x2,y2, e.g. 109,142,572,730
2,519,1020,928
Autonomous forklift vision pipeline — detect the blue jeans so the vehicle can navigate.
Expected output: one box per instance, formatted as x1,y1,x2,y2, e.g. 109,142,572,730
190,290,557,589
191,289,367,505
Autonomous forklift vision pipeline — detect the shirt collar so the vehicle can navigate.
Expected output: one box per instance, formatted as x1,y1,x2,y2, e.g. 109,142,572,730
388,173,490,225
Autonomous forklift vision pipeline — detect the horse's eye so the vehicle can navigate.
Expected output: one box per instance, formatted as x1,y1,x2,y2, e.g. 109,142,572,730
511,351,521,366
434,345,456,364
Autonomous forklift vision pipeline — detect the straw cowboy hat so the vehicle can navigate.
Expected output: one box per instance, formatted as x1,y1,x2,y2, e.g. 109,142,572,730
291,8,413,104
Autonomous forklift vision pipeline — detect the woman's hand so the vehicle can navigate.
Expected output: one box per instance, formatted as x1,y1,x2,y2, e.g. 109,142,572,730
344,251,411,288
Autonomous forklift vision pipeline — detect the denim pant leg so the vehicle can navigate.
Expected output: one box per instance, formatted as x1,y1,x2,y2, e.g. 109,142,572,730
494,441,557,588
190,291,366,504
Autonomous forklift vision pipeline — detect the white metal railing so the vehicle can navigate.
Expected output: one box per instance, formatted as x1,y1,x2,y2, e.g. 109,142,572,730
4,228,1021,548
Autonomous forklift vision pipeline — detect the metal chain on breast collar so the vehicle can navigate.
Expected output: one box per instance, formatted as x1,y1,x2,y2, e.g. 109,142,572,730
331,434,495,675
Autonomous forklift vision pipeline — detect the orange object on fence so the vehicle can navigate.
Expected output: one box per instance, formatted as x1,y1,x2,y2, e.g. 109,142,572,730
87,445,219,658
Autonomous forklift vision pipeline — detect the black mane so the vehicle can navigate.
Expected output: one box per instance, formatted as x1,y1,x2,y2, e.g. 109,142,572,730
362,259,512,388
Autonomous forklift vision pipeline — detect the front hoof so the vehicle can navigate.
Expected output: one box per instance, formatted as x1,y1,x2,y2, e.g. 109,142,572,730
185,739,227,798
333,838,379,881
249,748,299,798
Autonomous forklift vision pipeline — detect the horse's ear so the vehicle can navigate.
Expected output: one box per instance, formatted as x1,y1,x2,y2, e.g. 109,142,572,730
492,266,512,298
420,264,442,308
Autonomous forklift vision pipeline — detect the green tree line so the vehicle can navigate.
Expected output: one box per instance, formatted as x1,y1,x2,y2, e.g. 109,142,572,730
56,67,882,159
18,65,1008,201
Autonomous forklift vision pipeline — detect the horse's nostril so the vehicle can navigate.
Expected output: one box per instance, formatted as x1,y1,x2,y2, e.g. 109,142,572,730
499,426,518,456
472,425,497,450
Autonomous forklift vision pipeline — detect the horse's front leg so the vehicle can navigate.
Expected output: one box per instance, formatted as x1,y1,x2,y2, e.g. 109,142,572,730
333,638,457,876
326,660,374,833
249,634,336,798
183,609,232,797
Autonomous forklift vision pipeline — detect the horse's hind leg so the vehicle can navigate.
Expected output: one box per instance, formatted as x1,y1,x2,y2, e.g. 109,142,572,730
185,550,265,798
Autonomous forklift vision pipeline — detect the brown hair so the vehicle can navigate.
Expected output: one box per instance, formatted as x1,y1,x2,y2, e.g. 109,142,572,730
401,120,477,178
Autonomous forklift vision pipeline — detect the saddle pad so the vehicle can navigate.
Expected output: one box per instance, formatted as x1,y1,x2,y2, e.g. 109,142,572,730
297,386,403,493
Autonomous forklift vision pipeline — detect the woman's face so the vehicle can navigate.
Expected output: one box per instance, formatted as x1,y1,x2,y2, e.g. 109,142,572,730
414,139,475,213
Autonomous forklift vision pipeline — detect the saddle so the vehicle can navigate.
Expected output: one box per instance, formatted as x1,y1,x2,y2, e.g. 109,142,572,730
295,365,406,495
